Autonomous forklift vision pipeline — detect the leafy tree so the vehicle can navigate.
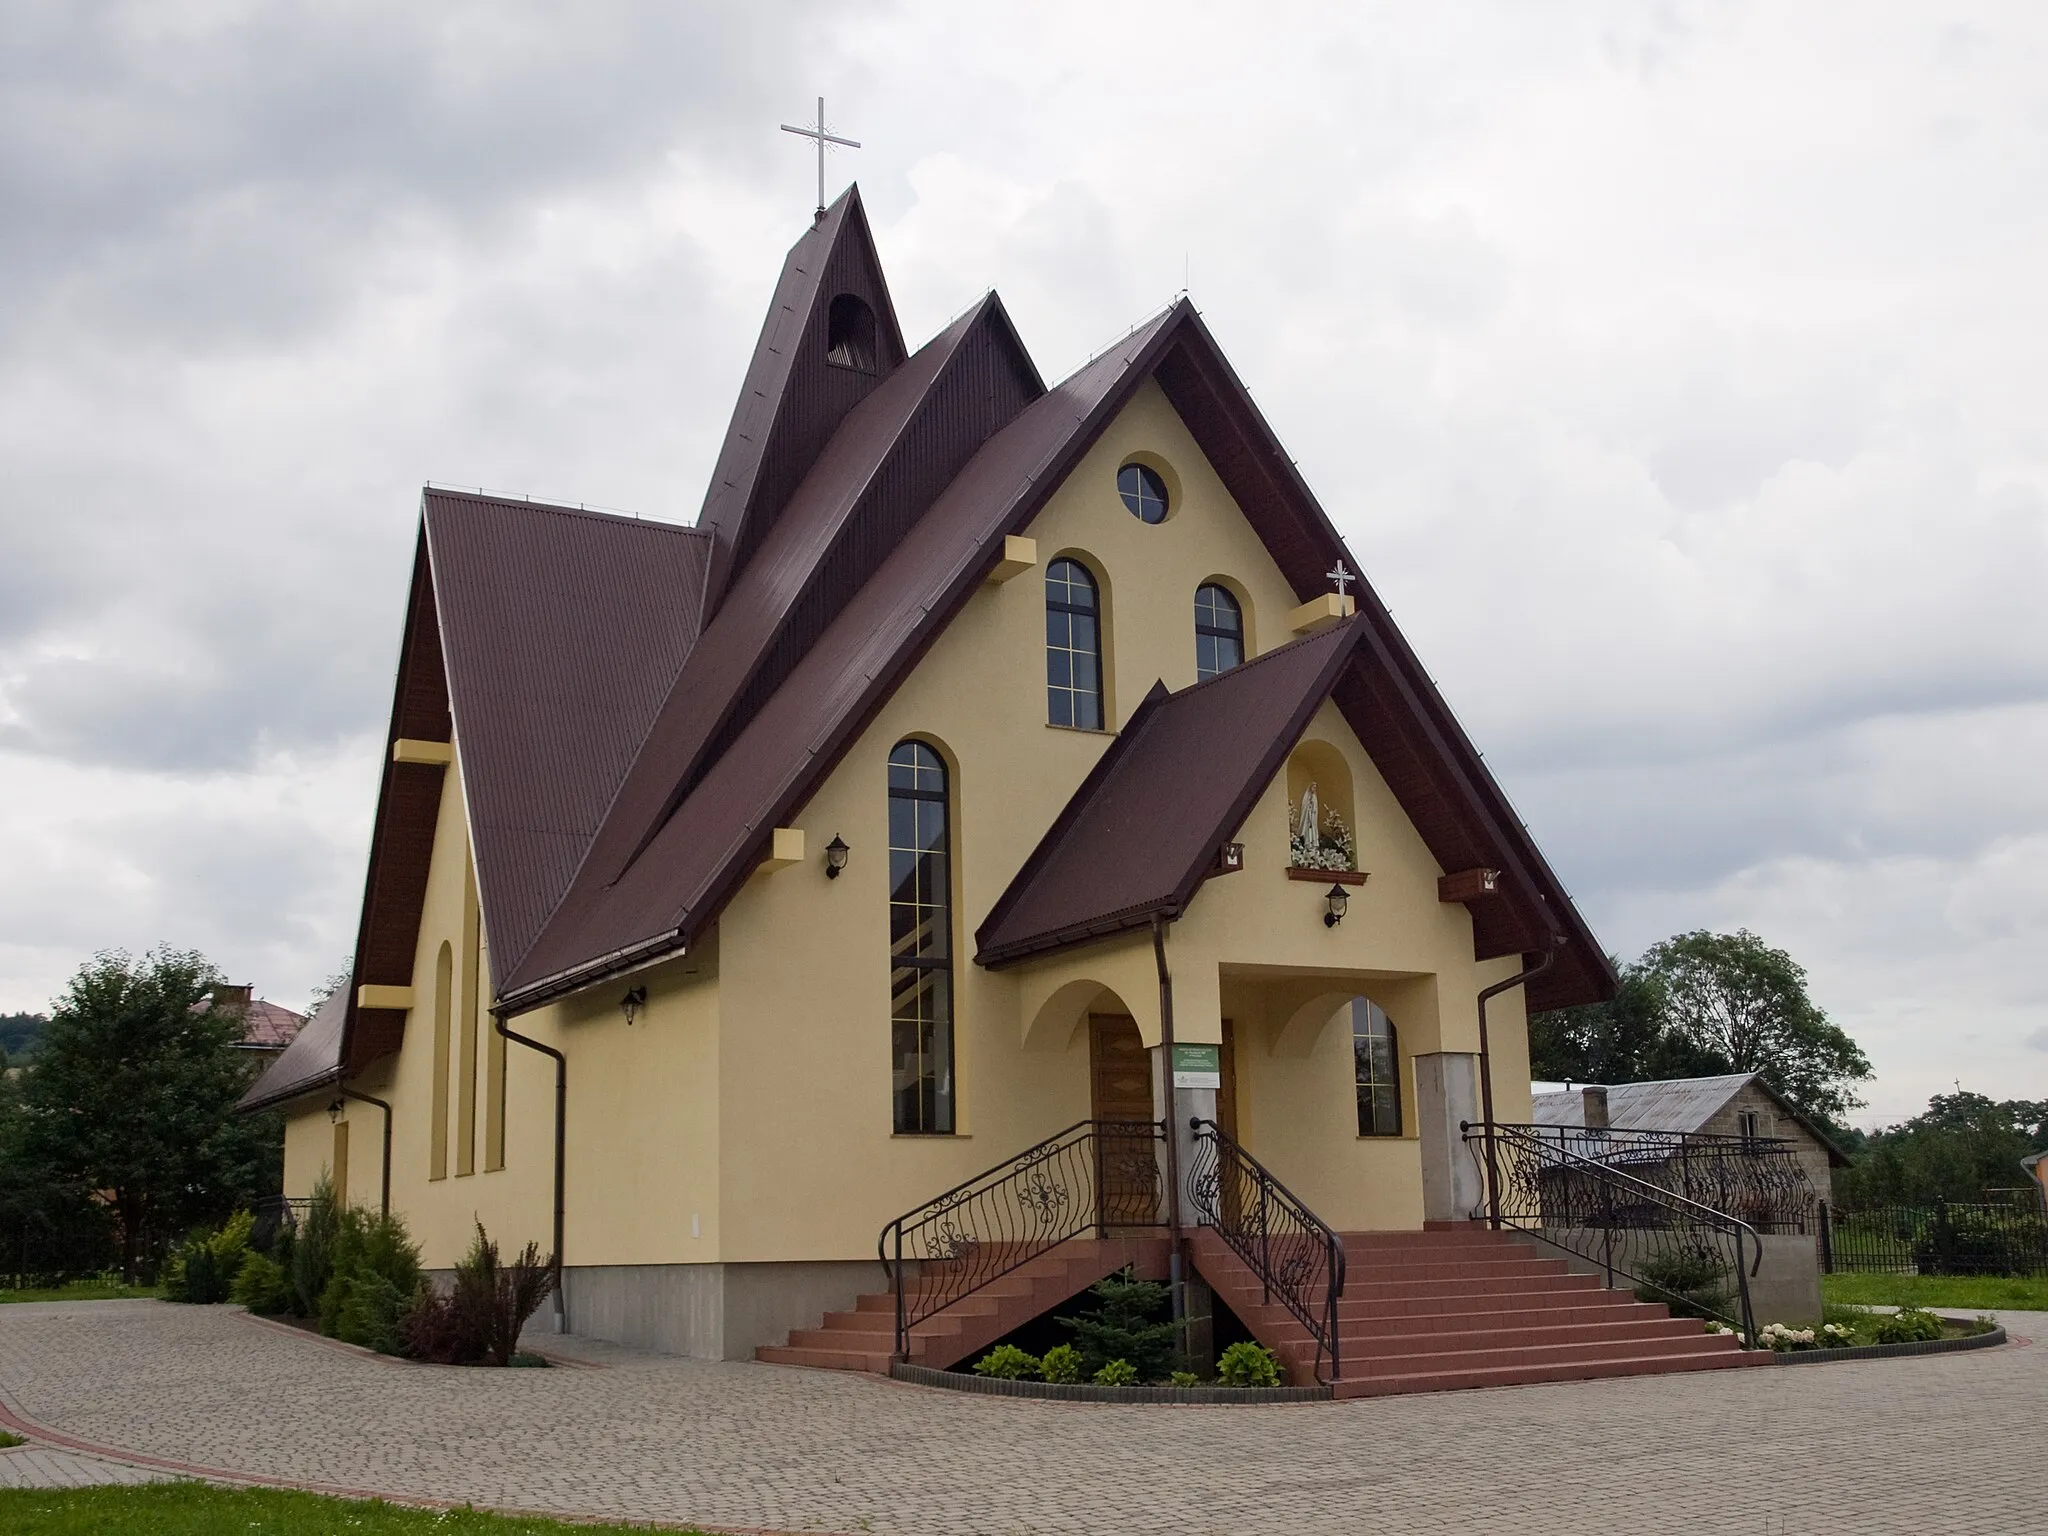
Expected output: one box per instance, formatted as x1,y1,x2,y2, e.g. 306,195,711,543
1641,930,1871,1124
1837,1092,2048,1206
1531,929,1871,1127
16,948,282,1282
304,958,353,1019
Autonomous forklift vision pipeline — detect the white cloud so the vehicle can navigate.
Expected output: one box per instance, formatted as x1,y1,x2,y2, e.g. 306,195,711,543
1,0,2045,1128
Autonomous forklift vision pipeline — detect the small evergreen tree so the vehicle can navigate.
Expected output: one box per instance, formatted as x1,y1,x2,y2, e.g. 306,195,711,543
1056,1269,1181,1382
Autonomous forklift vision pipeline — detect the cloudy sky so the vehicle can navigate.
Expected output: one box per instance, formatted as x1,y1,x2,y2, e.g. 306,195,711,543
3,1,2043,1125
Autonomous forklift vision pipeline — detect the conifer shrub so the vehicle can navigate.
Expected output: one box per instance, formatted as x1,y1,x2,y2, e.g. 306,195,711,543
1038,1343,1084,1383
163,1210,254,1304
230,1251,293,1314
971,1344,1041,1380
290,1177,343,1318
1215,1341,1281,1388
316,1208,422,1353
1056,1267,1181,1382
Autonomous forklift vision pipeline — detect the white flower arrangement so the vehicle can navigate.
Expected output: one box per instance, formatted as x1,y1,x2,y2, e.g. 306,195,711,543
1758,1322,1821,1352
1289,786,1356,872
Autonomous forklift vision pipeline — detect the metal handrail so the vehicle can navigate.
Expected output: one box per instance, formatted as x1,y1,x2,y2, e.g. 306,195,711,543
877,1118,1167,1362
1467,1120,1761,1345
1494,1122,1818,1234
1186,1118,1346,1383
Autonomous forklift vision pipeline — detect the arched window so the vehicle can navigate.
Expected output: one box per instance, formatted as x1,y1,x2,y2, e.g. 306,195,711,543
1194,583,1244,680
1353,1001,1400,1137
889,741,954,1134
1046,558,1104,729
826,293,878,371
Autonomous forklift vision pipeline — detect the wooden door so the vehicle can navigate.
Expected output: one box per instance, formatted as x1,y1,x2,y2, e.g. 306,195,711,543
1089,1014,1158,1226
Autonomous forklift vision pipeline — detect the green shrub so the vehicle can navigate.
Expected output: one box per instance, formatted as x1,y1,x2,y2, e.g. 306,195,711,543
230,1251,292,1314
1169,1370,1200,1388
1215,1341,1281,1388
163,1211,255,1304
1039,1343,1083,1383
291,1177,342,1318
1056,1268,1181,1382
312,1205,421,1354
1872,1307,1945,1344
1633,1245,1732,1321
0,1431,23,1449
972,1344,1041,1380
1092,1358,1139,1386
1910,1208,2048,1277
397,1221,556,1366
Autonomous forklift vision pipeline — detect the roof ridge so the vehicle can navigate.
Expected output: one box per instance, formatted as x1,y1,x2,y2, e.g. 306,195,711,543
423,486,704,535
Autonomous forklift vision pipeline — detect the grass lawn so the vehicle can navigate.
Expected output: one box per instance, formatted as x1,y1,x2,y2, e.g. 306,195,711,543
0,1486,708,1534
0,1280,161,1304
1822,1272,2048,1311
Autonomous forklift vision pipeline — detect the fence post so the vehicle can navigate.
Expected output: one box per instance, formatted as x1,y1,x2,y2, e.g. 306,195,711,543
1817,1200,1833,1275
1733,1225,1756,1347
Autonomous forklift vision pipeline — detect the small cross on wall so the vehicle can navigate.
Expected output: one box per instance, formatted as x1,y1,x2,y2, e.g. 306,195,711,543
1326,561,1355,601
780,97,861,222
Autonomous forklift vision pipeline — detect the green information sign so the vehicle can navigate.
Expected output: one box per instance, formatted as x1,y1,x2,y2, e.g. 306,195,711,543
1171,1043,1221,1089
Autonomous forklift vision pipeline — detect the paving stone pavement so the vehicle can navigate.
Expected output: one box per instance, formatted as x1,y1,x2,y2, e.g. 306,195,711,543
1,1299,2045,1534
0,1441,180,1490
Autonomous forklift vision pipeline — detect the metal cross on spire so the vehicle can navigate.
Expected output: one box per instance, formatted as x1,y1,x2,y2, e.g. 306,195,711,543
780,97,860,223
1326,560,1355,600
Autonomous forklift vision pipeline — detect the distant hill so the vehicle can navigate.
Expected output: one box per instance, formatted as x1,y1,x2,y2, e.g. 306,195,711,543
0,1012,47,1061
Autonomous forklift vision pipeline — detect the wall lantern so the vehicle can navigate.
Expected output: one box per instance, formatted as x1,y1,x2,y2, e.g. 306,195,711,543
824,834,850,879
619,985,648,1025
1323,884,1350,928
327,1097,345,1123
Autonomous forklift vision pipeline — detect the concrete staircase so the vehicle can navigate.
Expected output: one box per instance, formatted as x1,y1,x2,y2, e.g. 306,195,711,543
757,1235,1170,1374
1192,1224,1770,1398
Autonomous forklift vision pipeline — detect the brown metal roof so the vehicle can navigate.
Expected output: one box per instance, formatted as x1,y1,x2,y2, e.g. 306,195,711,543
695,186,910,612
238,989,345,1113
500,306,1184,1007
977,621,1368,967
424,492,711,979
301,188,1618,1059
545,294,1045,958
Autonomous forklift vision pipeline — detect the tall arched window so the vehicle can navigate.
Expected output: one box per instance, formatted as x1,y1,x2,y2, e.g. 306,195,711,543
889,741,954,1134
1046,558,1104,729
1194,583,1244,680
1353,1001,1401,1137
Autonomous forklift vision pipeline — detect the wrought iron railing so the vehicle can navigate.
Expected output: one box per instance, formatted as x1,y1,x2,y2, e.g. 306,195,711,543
1502,1124,1817,1234
1821,1195,2048,1277
1186,1118,1346,1383
877,1119,1166,1362
1467,1121,1759,1343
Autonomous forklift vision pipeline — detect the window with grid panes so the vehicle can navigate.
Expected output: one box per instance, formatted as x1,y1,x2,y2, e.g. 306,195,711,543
1194,583,1244,680
1045,558,1104,729
1353,1001,1401,1137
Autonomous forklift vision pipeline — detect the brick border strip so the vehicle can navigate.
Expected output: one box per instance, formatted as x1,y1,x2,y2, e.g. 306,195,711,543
1770,1324,2009,1365
890,1362,1332,1403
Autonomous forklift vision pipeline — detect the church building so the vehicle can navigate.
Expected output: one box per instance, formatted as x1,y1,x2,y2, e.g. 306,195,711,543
244,187,1762,1394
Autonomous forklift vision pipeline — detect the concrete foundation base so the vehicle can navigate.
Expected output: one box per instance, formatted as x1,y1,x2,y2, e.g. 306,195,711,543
558,1260,886,1361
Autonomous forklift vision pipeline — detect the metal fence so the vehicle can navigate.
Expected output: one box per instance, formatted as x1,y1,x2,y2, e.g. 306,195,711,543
1821,1195,2048,1277
1497,1124,1818,1234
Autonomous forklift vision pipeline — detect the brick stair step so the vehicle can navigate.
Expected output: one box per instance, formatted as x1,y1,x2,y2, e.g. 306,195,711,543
1339,1274,1603,1301
1350,1331,1742,1379
1339,1259,1569,1282
787,1326,897,1352
1334,1285,1627,1319
1331,1345,1767,1398
1354,1317,1709,1360
1347,1300,1671,1336
755,1343,889,1372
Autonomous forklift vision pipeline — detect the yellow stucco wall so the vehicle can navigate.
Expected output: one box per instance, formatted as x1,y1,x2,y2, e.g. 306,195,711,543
285,375,1542,1264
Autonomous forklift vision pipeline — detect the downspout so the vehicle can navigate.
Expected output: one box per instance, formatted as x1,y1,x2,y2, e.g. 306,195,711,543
338,1089,393,1220
1476,933,1563,1229
492,1009,568,1331
1151,917,1185,1339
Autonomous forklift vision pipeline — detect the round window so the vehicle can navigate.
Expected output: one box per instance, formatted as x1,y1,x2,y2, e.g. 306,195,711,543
1117,463,1169,524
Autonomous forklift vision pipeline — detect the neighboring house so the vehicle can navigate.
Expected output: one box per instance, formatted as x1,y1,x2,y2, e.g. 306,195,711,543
2024,1150,2047,1210
237,186,1686,1385
1532,1073,1849,1207
198,984,307,1058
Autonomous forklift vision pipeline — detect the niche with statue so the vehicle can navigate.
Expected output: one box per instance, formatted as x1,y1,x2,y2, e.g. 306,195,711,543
1286,740,1357,873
